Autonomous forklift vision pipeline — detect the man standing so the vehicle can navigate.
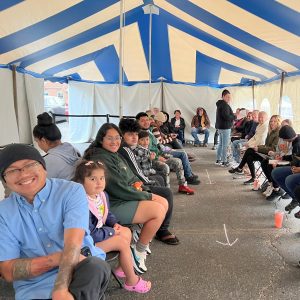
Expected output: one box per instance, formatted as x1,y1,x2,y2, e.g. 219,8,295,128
191,107,210,147
215,90,235,166
0,144,110,300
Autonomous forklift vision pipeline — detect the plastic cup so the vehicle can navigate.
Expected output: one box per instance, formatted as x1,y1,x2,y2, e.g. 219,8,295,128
274,210,284,229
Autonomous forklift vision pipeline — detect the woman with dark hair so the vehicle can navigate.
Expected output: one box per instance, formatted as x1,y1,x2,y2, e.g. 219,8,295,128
170,110,186,145
33,112,80,180
83,123,167,273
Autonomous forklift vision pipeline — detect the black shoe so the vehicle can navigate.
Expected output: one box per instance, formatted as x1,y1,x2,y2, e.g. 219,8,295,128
266,189,282,202
260,182,269,193
186,176,200,185
191,173,199,179
294,210,300,219
285,200,299,213
281,192,292,200
215,160,222,165
243,178,254,185
228,167,243,174
221,162,230,167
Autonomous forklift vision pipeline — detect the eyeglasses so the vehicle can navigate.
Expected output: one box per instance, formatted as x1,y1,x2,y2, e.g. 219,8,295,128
3,161,40,179
104,136,122,142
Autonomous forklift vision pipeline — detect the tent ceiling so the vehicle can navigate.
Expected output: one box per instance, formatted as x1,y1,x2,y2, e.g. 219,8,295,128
0,0,300,86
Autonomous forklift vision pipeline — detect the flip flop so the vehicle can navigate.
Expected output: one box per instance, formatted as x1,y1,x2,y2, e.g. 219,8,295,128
124,277,151,293
155,233,180,245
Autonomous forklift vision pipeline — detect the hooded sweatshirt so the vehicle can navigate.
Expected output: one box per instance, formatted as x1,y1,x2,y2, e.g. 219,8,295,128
215,100,235,129
44,142,80,180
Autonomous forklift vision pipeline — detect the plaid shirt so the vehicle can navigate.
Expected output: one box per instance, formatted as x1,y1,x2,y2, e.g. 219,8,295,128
133,145,156,176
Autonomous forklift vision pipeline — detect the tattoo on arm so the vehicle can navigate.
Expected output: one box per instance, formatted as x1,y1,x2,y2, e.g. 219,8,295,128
53,245,80,291
11,253,59,281
12,259,32,280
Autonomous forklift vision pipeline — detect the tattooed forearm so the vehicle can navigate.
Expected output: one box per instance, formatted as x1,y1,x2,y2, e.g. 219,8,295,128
10,253,60,281
12,259,32,280
53,245,81,291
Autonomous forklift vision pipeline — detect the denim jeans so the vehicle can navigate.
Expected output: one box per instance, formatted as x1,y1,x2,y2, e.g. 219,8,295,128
191,127,210,144
217,129,231,162
231,139,247,163
271,166,300,198
171,150,193,178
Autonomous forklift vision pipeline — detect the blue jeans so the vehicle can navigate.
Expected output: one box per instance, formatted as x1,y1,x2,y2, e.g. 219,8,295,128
191,127,210,144
231,139,247,163
171,150,193,178
217,129,231,162
271,166,300,198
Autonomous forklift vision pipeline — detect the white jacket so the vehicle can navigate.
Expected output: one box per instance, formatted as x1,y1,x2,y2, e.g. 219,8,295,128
247,121,269,148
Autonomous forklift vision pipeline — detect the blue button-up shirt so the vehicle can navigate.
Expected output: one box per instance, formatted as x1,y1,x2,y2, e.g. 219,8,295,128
0,178,106,300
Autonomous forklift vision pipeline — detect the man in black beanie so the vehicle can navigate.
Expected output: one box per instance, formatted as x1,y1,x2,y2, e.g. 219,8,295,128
0,144,110,300
270,126,300,208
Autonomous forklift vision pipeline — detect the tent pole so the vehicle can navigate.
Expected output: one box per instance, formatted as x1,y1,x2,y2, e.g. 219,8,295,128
279,72,285,115
148,4,153,110
12,65,19,130
119,0,125,119
252,80,255,109
161,78,164,111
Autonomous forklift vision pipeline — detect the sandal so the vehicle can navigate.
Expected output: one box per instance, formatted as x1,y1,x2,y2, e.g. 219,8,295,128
155,232,180,245
124,277,151,293
114,269,126,278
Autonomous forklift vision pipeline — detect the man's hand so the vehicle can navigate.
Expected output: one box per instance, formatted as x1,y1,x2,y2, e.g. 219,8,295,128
52,289,74,300
292,166,300,174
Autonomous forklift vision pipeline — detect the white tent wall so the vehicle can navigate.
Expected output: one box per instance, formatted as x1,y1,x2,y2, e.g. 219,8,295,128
282,76,300,133
228,86,254,111
15,73,44,144
69,81,162,142
163,83,219,141
0,68,19,145
69,81,95,143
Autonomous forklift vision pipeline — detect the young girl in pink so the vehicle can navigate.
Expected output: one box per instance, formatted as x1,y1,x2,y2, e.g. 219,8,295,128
73,160,151,293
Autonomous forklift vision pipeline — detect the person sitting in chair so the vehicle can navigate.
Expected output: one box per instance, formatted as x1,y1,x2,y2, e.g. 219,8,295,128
191,107,210,147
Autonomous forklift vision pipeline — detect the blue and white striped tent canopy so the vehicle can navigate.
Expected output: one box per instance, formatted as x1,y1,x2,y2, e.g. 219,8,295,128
1,0,300,86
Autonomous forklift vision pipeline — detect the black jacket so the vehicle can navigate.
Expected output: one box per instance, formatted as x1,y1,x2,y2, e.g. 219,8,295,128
215,99,235,130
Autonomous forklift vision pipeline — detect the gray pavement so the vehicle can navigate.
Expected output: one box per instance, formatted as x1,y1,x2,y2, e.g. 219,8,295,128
2,145,300,299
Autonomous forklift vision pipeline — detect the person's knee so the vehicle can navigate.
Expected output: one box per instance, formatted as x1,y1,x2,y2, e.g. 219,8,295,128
84,257,111,281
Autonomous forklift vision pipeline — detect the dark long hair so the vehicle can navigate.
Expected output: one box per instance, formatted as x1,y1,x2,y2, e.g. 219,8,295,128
83,123,122,159
33,112,62,141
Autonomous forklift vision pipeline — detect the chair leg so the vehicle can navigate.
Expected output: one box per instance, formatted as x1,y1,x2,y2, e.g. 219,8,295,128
111,270,123,288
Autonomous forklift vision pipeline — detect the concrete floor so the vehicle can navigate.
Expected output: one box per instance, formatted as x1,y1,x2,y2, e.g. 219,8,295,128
2,145,300,299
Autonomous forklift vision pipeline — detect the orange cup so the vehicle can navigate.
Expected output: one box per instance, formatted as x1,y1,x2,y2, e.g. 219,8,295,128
274,210,284,229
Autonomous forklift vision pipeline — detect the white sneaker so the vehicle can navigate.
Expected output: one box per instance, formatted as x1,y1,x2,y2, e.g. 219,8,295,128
130,244,147,273
263,185,273,197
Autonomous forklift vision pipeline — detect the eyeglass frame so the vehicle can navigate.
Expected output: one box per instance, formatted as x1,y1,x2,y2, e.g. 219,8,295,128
103,136,122,142
3,161,41,179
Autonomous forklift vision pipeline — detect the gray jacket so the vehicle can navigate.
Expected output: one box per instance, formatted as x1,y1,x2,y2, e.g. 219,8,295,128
44,142,80,180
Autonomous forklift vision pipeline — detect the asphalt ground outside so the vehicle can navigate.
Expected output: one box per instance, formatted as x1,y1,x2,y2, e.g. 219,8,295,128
1,144,300,299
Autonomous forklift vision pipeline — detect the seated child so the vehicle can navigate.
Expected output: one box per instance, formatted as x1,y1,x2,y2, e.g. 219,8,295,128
134,130,170,188
73,160,151,293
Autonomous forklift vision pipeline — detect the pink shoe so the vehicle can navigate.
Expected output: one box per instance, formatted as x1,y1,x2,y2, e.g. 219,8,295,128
113,269,126,278
124,277,151,293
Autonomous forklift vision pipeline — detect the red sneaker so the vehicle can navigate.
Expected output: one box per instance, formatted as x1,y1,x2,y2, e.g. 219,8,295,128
178,185,195,195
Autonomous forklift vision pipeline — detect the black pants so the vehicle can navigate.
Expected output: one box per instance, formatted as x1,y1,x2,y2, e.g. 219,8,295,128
261,159,279,188
149,185,174,237
69,257,111,300
239,148,264,179
214,130,219,145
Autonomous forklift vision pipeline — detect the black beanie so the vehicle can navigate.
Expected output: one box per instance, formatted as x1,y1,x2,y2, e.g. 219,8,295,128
0,144,46,180
279,125,296,140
